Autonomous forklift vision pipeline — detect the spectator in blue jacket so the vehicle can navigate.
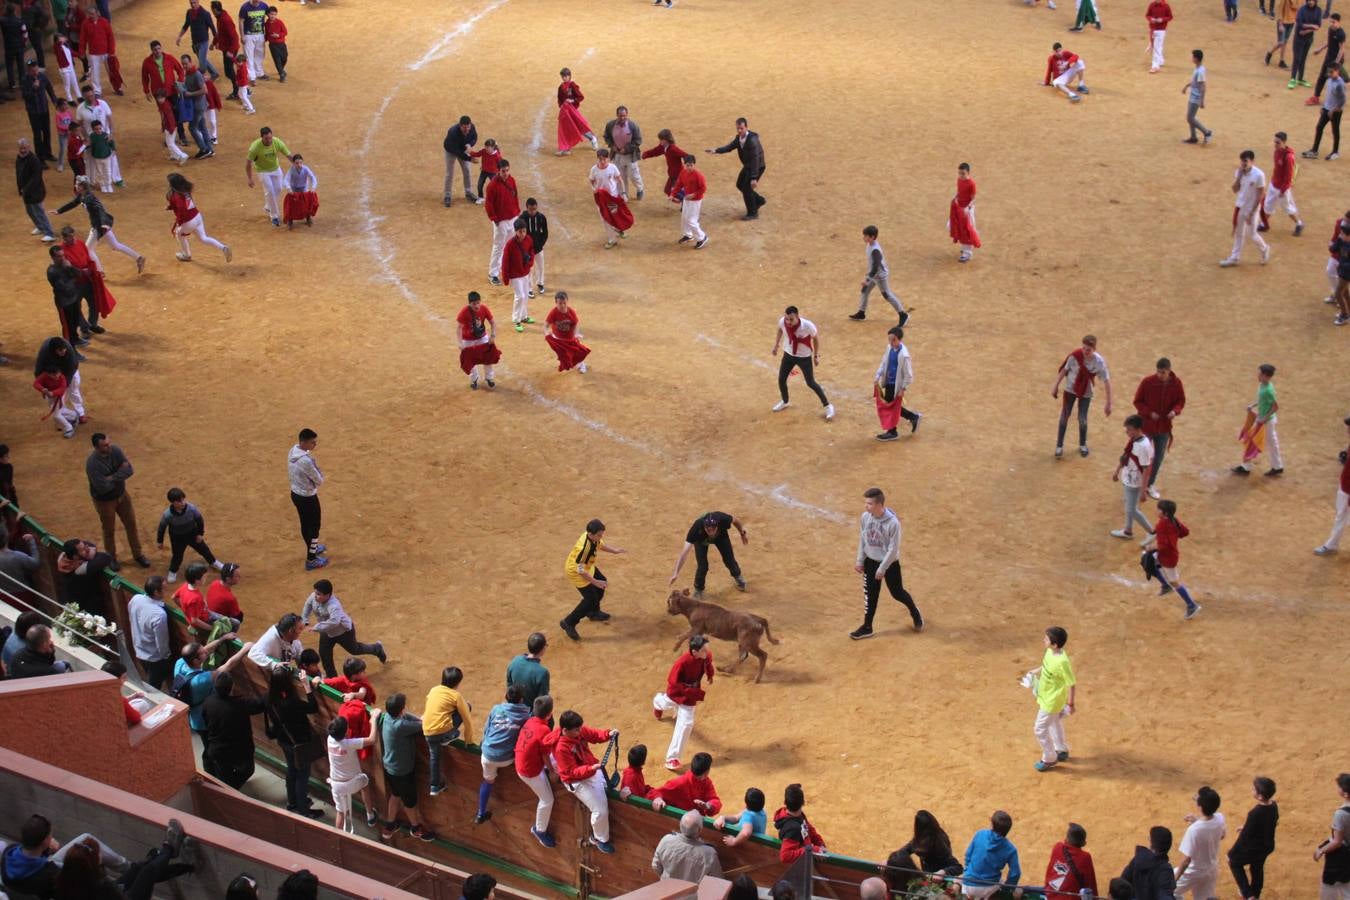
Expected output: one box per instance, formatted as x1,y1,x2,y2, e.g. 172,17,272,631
962,810,1022,898
475,684,532,824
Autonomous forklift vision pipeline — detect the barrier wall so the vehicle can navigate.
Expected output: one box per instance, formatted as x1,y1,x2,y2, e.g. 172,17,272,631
15,506,1033,900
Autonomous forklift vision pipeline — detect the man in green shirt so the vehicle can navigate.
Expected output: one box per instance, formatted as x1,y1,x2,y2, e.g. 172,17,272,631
244,125,291,226
505,632,550,705
1234,363,1283,476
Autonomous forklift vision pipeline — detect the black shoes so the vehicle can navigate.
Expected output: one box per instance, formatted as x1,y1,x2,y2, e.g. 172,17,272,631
559,619,581,641
848,310,866,320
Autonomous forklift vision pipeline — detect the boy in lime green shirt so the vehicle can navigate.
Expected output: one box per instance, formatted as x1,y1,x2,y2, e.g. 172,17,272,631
1031,625,1076,772
1233,363,1283,476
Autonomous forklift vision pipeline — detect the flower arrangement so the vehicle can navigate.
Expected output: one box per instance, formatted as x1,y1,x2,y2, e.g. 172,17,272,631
54,604,119,642
905,878,963,899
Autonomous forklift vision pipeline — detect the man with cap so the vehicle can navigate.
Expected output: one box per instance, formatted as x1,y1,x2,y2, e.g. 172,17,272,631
668,511,748,599
443,115,478,207
16,139,53,240
19,60,57,161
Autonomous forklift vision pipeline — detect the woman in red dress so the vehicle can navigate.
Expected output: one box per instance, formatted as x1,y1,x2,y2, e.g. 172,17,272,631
556,67,598,156
948,162,981,263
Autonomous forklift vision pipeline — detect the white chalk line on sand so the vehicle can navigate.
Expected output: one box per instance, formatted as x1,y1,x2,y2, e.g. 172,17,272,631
357,23,845,524
694,333,870,404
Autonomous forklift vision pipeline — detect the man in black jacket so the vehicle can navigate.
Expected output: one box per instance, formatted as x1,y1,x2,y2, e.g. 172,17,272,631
709,117,766,220
20,60,56,160
85,431,151,569
46,245,87,346
16,137,52,239
522,197,548,294
202,669,265,788
9,624,74,678
1120,826,1177,900
443,114,478,207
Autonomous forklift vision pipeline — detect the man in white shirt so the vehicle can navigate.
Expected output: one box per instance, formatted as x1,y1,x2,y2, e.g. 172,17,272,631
247,612,304,671
588,149,628,248
1173,786,1226,900
1111,415,1155,540
1051,334,1113,458
128,576,172,689
1220,149,1271,267
770,306,834,421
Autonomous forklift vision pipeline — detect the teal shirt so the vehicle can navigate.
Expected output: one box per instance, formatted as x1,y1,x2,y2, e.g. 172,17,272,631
1256,382,1276,419
381,713,423,776
505,654,550,705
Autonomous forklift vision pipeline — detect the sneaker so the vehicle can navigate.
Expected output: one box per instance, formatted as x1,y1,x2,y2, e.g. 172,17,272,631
1068,93,1081,103
305,557,330,570
577,362,587,373
1077,85,1090,94
167,571,178,583
1079,446,1089,457
40,234,54,242
771,400,789,412
1306,95,1322,106
485,378,495,389
559,619,581,641
1264,467,1284,476
469,376,478,390
1261,244,1271,264
694,237,707,249
77,415,90,423
1183,603,1202,620
1231,465,1251,476
692,589,703,599
537,283,546,293
678,235,693,244
298,807,323,819
1219,258,1239,267
593,840,615,854
1326,295,1338,304
1294,223,1304,236
135,554,152,568
1289,80,1300,89
849,624,875,640
899,309,911,327
823,403,835,421
443,194,452,208
465,193,478,203
531,827,557,848
30,227,40,235
653,707,663,720
637,190,645,200
1302,149,1319,159
489,276,502,286
428,783,446,796
513,321,524,333
175,252,192,262
1336,314,1349,326
223,245,233,262
527,289,535,299
1110,529,1133,539
523,316,536,324
315,544,328,554
1147,486,1160,500
1265,51,1273,65
958,252,971,262
876,430,899,442
587,610,612,621
910,413,922,433
411,825,437,842
664,758,682,771
374,641,387,663
1313,545,1336,556
1203,131,1213,144
604,240,618,249
1330,152,1342,161
1159,582,1174,596
911,614,925,632
1034,760,1057,772
380,824,397,840
136,256,146,274
1054,446,1064,459
366,809,380,828
1182,137,1199,144
473,811,492,825
1056,750,1070,762
735,576,747,592
1278,60,1288,68
848,310,866,320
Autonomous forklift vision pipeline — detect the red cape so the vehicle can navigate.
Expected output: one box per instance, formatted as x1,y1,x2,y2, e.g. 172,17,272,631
545,333,591,371
459,341,501,374
61,241,117,318
594,191,634,232
874,385,905,432
557,102,593,152
948,198,980,247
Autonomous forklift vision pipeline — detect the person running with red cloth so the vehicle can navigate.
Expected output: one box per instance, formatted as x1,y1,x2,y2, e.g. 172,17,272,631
642,128,686,197
166,173,231,263
555,67,598,156
456,292,499,390
949,162,980,262
544,291,589,373
59,225,116,335
652,634,713,771
589,149,633,248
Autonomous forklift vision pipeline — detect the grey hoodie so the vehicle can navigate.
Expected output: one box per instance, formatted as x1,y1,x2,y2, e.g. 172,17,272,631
856,507,902,571
287,444,323,497
301,591,352,637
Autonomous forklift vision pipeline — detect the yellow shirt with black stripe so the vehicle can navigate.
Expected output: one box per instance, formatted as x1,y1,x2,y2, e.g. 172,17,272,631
564,532,602,588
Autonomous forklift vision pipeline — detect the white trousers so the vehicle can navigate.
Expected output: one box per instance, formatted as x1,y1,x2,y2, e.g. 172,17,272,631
88,227,140,266
259,169,284,219
244,34,265,80
534,250,546,288
1173,868,1217,900
1255,416,1284,469
164,130,189,162
1033,708,1068,764
1151,29,1166,68
1053,61,1086,94
58,64,79,101
653,692,696,763
50,404,78,436
1321,881,1350,899
329,772,368,815
175,213,227,256
88,54,108,95
510,275,531,322
207,108,218,140
89,156,113,192
568,771,611,843
616,154,644,198
1230,210,1268,261
67,369,86,417
519,769,555,832
1325,488,1350,550
481,756,512,782
239,84,254,113
1329,257,1342,297
488,219,513,277
1263,187,1299,217
680,198,705,241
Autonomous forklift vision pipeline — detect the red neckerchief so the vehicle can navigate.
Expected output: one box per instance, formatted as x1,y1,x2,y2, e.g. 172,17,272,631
1064,348,1096,396
783,319,810,355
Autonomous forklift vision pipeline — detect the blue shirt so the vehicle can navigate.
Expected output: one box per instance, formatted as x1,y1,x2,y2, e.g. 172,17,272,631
964,829,1021,887
884,348,900,386
480,701,531,762
172,657,214,732
732,808,767,837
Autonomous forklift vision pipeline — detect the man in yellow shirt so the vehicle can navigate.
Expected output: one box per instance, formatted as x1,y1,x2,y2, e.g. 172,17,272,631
424,665,473,795
559,518,627,641
244,125,291,226
1029,626,1076,772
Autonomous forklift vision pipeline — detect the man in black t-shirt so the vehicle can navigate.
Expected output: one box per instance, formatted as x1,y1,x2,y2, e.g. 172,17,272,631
668,511,748,598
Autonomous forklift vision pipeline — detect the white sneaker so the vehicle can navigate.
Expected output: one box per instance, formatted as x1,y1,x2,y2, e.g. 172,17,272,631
771,400,789,412
1147,486,1160,500
1314,545,1337,555
1219,258,1239,267
30,227,41,235
577,362,587,373
1048,0,1056,7
167,571,178,583
41,234,54,242
1110,529,1132,539
823,403,835,421
1260,244,1271,264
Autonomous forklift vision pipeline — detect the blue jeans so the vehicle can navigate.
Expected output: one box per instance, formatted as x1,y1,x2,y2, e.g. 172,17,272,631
193,40,219,77
25,202,53,237
188,111,211,154
1149,432,1170,486
425,713,462,789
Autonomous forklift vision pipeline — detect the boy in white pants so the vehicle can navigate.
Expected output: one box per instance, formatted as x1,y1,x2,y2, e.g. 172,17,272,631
514,696,558,848
674,153,708,249
1029,626,1075,772
652,634,713,770
55,34,80,100
550,710,618,854
1233,364,1283,475
1314,415,1350,556
1221,150,1270,267
1173,786,1226,900
325,713,379,833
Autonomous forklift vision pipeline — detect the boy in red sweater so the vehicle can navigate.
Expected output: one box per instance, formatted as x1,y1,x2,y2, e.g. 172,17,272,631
469,138,501,204
619,743,659,801
156,90,189,164
484,161,519,285
652,634,713,770
264,7,287,82
502,217,534,331
456,291,500,389
514,695,559,848
641,128,686,197
545,710,618,854
33,366,78,438
1132,358,1185,499
1143,499,1200,618
773,783,826,863
1044,822,1098,899
544,291,589,373
233,51,254,113
674,154,707,248
654,751,722,815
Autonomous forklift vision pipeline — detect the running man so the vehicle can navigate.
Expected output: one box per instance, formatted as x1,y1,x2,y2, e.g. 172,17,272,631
559,518,627,642
1220,150,1271,267
1051,334,1112,459
770,306,835,422
652,634,714,771
849,225,909,323
1260,132,1304,235
669,512,747,599
851,486,924,641
244,126,290,227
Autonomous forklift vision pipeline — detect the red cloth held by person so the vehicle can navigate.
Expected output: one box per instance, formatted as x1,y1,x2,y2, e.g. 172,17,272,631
593,190,634,232
544,305,590,372
948,179,980,247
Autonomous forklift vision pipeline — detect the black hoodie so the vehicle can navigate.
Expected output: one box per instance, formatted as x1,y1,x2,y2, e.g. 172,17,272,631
1121,845,1176,900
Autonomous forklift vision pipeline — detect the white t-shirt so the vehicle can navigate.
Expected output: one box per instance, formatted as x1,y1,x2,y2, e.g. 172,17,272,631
1121,435,1154,488
1178,813,1226,875
1234,166,1266,210
779,317,818,358
76,100,114,137
589,163,624,198
1061,350,1110,398
327,736,365,782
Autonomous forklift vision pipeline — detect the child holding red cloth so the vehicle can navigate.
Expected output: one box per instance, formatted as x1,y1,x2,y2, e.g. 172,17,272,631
1142,499,1201,619
948,162,980,262
282,155,318,228
555,67,598,156
544,291,590,373
456,292,500,390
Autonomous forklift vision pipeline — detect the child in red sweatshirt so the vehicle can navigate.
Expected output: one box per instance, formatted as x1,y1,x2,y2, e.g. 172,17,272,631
234,52,254,113
773,783,826,863
33,368,78,438
619,743,659,801
470,138,501,204
1044,822,1098,899
264,7,288,82
1143,499,1200,619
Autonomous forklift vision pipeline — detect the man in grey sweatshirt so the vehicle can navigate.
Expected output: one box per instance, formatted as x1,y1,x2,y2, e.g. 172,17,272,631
301,578,386,678
85,432,150,570
851,486,924,640
287,427,327,570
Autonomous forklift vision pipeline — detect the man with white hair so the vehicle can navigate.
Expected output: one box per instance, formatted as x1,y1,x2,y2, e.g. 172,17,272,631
859,878,889,900
652,809,722,882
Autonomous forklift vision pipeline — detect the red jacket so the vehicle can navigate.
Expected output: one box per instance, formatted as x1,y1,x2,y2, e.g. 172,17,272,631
338,698,372,760
54,37,72,68
157,97,177,133
1153,516,1189,568
1132,372,1186,436
142,53,184,98
1145,0,1173,29
674,168,707,202
665,651,714,705
642,142,687,186
265,17,286,43
324,674,377,708
80,17,115,55
773,808,825,863
557,80,583,108
620,765,657,800
1271,146,1295,191
484,174,520,224
545,724,612,784
1045,50,1078,83
514,716,552,778
204,77,221,110
212,10,239,53
654,771,722,815
470,146,501,174
34,371,68,399
502,234,534,281
1044,842,1098,899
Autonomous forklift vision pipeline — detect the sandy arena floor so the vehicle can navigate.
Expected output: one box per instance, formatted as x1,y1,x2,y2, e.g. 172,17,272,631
3,0,1348,894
